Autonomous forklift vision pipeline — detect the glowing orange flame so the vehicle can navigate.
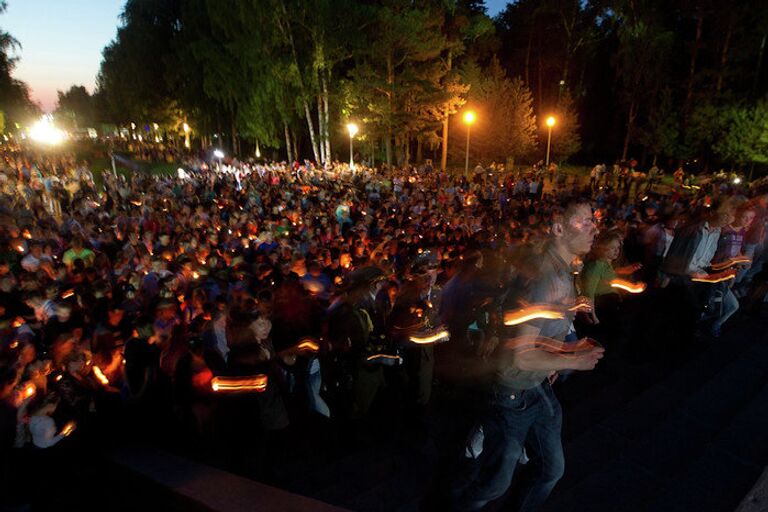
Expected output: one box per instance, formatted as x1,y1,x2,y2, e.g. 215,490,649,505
609,279,647,294
504,305,566,326
691,270,737,283
61,289,75,299
22,229,31,239
211,375,268,393
568,299,592,312
711,256,751,271
92,366,109,386
365,354,402,364
23,382,36,399
60,421,76,437
11,317,24,328
297,340,320,353
409,329,450,345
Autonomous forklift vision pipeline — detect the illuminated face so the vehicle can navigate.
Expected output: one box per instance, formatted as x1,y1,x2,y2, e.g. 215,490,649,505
605,239,622,261
739,210,756,229
253,317,271,341
563,205,597,257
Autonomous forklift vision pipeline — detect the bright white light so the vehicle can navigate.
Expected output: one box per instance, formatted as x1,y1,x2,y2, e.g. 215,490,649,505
213,149,224,159
733,177,742,185
29,116,65,145
346,123,359,138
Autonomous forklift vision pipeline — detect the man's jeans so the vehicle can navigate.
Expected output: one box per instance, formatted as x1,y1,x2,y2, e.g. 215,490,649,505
713,287,739,331
451,382,564,512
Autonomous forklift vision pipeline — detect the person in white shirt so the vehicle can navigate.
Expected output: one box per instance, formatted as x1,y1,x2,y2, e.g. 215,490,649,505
28,394,75,449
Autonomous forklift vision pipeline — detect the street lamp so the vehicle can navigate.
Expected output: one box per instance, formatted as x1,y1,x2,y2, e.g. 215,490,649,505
463,111,476,177
347,123,359,170
545,116,556,167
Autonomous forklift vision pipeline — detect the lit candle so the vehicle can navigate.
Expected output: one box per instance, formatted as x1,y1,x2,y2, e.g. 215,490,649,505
210,375,268,393
609,279,647,294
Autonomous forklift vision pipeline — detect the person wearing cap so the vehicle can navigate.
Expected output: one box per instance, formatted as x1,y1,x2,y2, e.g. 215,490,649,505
389,254,441,421
327,266,389,420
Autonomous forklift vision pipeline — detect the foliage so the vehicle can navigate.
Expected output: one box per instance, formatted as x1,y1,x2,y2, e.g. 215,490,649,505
82,0,768,171
452,57,537,163
714,100,768,167
0,1,38,129
547,88,581,162
55,85,94,129
637,87,679,160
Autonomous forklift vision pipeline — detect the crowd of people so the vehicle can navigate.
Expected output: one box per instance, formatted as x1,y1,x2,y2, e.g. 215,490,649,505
0,145,766,511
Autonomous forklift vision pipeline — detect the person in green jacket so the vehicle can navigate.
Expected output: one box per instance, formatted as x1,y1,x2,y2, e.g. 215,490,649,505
581,229,641,334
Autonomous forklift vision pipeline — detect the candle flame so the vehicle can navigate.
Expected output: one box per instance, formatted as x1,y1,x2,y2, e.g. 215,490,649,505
609,279,646,294
409,329,450,345
691,270,737,283
710,256,751,271
297,340,320,352
211,375,268,393
365,354,403,363
504,305,566,326
93,366,110,386
61,289,75,299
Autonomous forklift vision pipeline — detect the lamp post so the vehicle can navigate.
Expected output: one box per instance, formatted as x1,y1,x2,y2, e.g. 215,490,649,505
346,123,359,170
545,116,556,167
463,111,476,177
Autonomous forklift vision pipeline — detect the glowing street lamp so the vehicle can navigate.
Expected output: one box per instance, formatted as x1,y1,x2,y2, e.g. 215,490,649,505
545,116,556,167
347,123,359,170
463,111,476,177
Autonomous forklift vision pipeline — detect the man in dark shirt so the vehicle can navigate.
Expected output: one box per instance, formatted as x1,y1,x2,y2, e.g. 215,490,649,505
451,202,604,512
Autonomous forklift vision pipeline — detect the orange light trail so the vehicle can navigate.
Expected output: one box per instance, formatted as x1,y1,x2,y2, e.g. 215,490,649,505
409,329,450,344
711,257,751,271
691,270,737,283
93,366,109,386
609,279,647,294
504,305,566,326
297,340,320,353
211,375,268,393
365,354,403,363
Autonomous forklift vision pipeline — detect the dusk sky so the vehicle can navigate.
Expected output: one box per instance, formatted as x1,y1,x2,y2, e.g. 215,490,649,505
2,0,509,113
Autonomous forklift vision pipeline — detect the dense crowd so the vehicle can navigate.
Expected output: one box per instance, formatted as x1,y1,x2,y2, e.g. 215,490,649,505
0,147,766,511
